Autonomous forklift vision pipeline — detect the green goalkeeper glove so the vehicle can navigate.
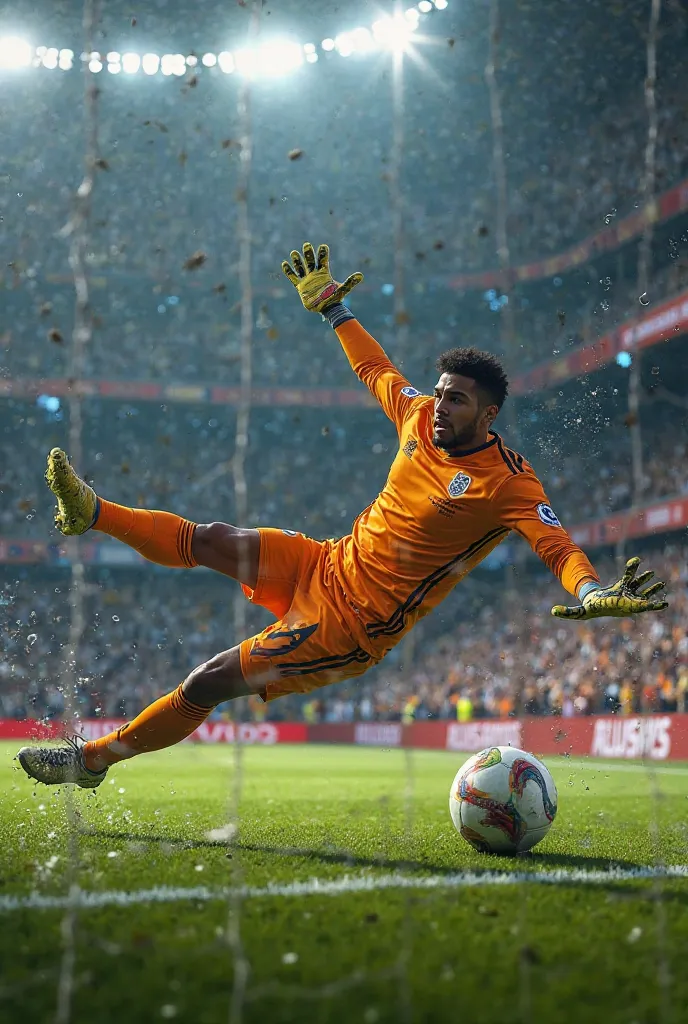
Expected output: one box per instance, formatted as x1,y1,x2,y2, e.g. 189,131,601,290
282,242,363,313
551,556,668,620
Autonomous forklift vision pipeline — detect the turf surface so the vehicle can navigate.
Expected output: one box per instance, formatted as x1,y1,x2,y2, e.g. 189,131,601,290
2,740,687,1024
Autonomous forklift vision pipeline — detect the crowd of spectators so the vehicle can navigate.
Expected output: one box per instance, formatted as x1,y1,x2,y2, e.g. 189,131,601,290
2,2,688,726
2,2,688,391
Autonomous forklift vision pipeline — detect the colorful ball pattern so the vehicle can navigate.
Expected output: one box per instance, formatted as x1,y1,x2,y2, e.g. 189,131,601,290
449,746,558,854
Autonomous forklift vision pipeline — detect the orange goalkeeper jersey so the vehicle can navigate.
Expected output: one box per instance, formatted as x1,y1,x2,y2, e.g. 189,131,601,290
325,319,599,658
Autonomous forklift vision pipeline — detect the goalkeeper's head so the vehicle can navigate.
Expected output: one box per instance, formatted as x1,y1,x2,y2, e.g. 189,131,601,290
432,347,509,453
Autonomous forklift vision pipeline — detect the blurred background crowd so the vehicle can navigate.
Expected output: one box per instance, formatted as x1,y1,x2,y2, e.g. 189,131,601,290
1,0,688,725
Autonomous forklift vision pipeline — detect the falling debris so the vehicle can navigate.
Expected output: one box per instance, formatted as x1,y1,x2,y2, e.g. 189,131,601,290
476,224,489,237
288,148,304,161
183,251,207,271
48,327,63,344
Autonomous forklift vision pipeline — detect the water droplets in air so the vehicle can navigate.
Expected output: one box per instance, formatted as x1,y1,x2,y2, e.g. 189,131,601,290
639,292,649,305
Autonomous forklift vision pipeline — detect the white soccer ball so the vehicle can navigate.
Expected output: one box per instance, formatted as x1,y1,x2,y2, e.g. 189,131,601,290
449,746,558,854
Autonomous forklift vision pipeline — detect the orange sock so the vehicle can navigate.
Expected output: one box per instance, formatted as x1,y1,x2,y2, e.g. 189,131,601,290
93,499,197,568
83,684,212,771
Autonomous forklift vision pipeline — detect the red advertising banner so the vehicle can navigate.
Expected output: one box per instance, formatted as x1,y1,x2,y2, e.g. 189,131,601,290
447,177,688,292
512,288,688,396
521,714,688,761
569,495,688,548
308,715,688,761
0,719,307,745
4,716,688,759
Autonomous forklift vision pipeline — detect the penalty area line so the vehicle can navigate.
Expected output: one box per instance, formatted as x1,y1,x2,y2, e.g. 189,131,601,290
2,864,688,913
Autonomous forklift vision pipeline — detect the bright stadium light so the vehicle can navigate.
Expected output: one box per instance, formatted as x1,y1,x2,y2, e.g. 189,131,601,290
88,58,103,73
121,52,140,73
106,51,120,63
235,40,303,77
303,43,316,53
321,38,335,51
42,48,59,70
418,0,433,12
336,27,374,56
434,0,449,8
142,53,160,75
372,15,416,50
306,53,318,64
405,8,421,23
59,49,73,71
217,51,234,73
202,52,217,67
107,62,121,74
161,53,185,76
186,55,198,66
0,36,33,69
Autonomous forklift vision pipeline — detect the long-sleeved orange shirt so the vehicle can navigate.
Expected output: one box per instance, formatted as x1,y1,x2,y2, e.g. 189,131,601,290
325,319,599,658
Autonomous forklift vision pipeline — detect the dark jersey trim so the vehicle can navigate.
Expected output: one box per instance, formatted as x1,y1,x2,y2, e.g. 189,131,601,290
278,647,371,678
365,527,509,640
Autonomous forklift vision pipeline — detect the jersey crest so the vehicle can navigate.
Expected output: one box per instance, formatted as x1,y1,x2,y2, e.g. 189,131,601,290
448,472,471,498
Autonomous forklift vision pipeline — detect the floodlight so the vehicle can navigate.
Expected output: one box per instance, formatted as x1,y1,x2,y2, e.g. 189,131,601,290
142,53,159,75
161,53,185,76
122,52,140,74
372,15,416,50
186,55,198,66
235,40,303,77
106,51,120,63
217,51,234,73
418,0,433,12
306,53,318,64
59,53,73,71
88,59,103,73
303,43,316,53
202,53,217,67
336,27,374,56
107,62,121,74
321,38,335,51
0,36,32,69
434,0,448,8
42,48,59,70
59,48,74,61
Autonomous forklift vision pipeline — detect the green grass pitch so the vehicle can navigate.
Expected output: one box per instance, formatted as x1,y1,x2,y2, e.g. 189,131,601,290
2,741,688,1024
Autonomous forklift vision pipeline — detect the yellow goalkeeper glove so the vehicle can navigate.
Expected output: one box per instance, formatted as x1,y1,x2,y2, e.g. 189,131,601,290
551,556,668,620
282,242,363,313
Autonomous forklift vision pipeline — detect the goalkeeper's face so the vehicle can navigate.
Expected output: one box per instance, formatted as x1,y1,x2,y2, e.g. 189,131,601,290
432,373,496,452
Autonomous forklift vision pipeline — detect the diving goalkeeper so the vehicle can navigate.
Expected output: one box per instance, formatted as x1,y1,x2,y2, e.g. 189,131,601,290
17,243,668,788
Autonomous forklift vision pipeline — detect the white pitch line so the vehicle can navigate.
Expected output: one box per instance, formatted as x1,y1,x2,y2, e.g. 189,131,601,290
2,864,688,913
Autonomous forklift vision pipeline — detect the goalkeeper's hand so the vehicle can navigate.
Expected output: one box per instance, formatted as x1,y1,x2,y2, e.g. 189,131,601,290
282,242,363,314
551,556,668,620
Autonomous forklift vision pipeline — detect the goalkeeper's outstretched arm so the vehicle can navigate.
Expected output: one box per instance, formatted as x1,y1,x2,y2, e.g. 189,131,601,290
282,241,424,433
497,470,668,620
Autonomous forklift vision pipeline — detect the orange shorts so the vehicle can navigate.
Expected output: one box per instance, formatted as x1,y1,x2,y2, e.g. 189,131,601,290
239,528,376,701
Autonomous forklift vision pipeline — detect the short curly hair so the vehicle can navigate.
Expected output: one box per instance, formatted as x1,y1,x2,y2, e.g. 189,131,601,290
436,347,509,410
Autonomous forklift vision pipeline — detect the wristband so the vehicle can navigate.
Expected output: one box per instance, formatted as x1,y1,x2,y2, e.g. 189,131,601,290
578,581,601,602
322,302,355,329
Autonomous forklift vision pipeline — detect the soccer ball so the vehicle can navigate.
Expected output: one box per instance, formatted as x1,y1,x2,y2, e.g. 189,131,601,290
449,746,558,854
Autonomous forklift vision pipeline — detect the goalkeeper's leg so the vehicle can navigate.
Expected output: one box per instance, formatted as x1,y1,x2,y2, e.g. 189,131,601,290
82,647,252,772
45,447,259,586
18,647,257,783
